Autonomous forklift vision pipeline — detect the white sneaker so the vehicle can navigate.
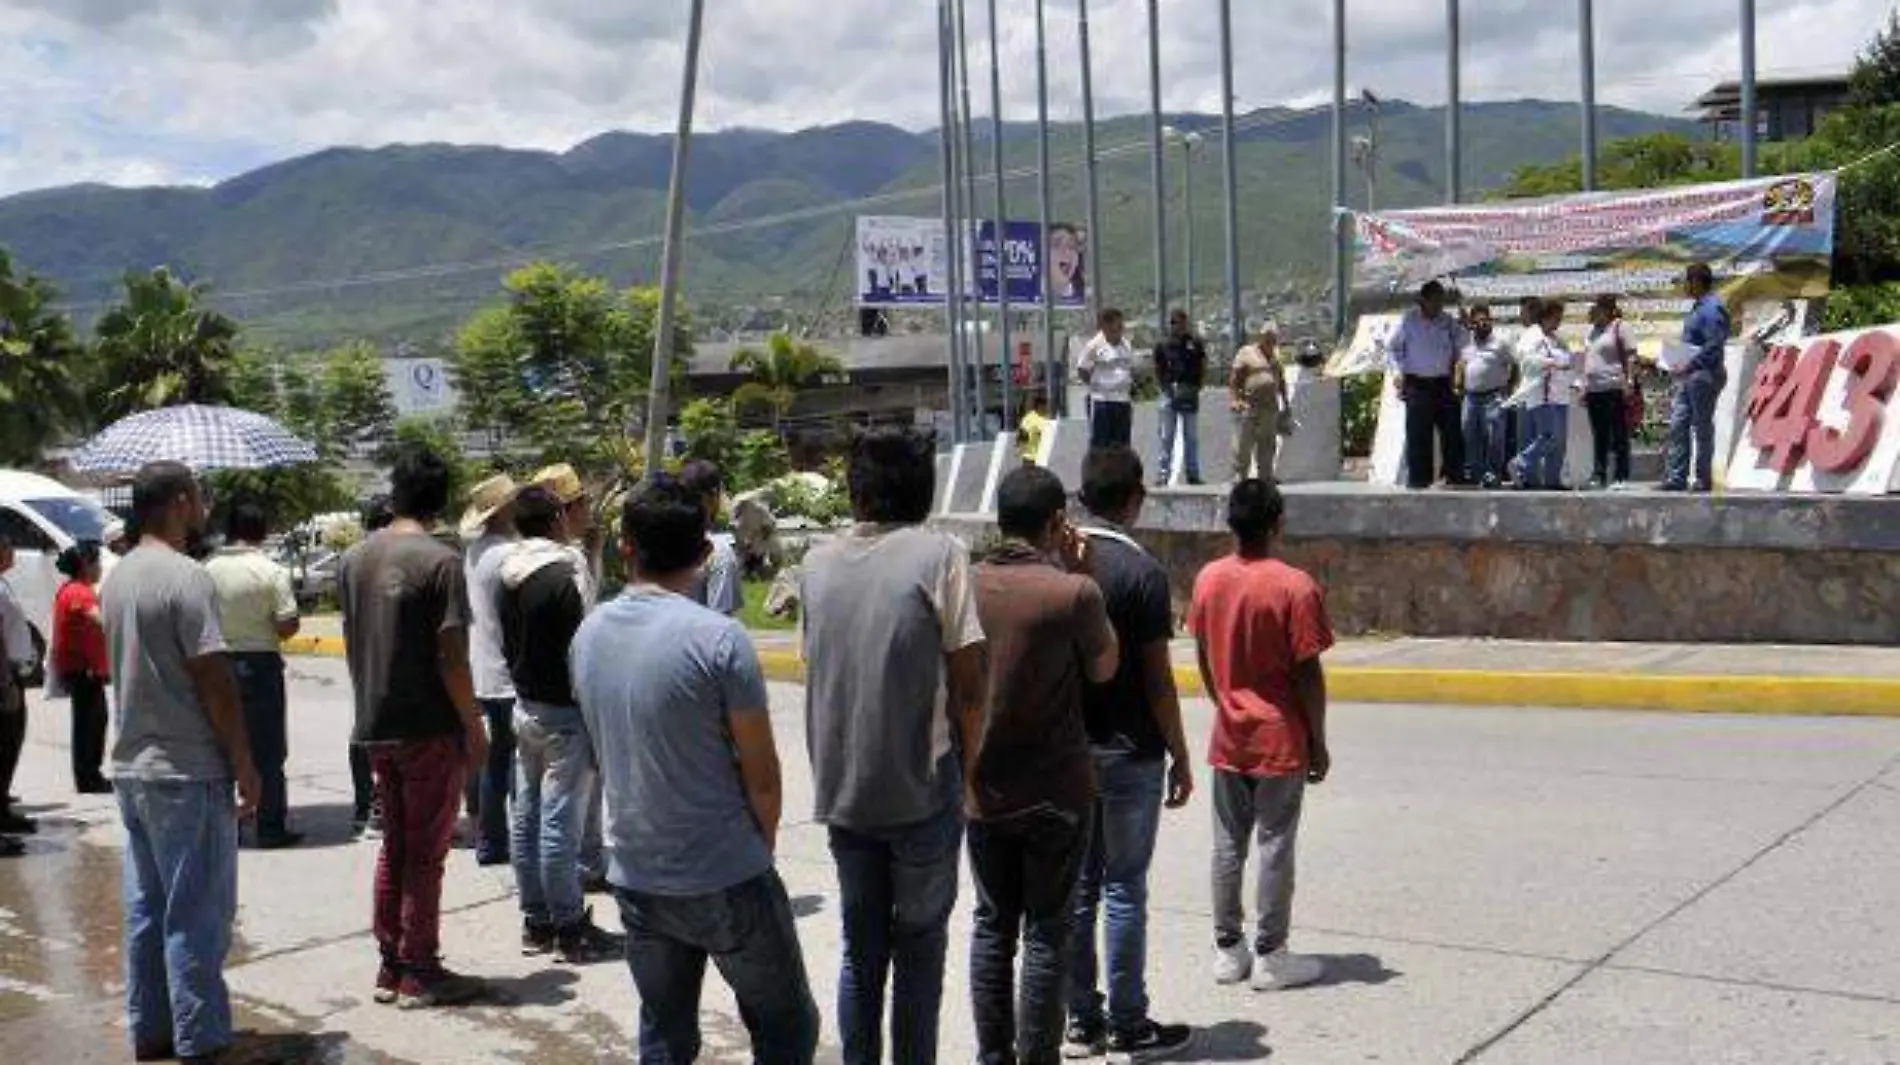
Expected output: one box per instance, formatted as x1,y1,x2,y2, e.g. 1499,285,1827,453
1251,949,1324,991
1212,941,1252,985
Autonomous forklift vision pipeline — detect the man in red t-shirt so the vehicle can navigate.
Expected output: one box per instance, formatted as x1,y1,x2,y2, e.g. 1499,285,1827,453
1186,479,1333,992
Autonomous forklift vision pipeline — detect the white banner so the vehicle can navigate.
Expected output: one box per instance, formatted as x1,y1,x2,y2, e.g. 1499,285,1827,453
857,216,951,307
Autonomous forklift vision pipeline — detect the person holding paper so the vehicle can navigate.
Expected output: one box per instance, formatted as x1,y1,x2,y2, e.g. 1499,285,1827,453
1507,299,1575,490
1661,263,1731,492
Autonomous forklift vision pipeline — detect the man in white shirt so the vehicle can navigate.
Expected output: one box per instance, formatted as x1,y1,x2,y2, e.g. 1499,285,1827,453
1,534,40,847
1384,281,1469,489
460,473,521,867
1077,307,1136,448
1455,304,1518,488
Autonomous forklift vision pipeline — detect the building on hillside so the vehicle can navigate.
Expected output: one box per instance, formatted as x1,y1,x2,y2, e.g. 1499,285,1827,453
1692,74,1851,144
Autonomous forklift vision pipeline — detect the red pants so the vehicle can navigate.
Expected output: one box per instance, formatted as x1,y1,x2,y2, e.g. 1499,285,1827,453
369,736,466,971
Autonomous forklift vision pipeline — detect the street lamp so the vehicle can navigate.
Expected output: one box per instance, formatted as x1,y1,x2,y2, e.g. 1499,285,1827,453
1351,88,1381,212
1163,126,1203,323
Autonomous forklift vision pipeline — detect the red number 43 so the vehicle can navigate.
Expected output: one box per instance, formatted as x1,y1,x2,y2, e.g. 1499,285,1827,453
1745,332,1900,476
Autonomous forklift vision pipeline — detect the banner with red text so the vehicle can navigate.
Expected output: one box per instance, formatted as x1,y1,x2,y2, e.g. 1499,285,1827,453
1729,323,1900,495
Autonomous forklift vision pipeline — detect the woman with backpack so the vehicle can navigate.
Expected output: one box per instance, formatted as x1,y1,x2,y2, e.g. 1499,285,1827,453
1582,294,1636,489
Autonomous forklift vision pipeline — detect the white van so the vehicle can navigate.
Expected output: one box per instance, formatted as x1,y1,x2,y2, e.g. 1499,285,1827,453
0,470,120,662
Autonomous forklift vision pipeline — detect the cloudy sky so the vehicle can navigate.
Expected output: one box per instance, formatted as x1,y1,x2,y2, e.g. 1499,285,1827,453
0,0,1890,196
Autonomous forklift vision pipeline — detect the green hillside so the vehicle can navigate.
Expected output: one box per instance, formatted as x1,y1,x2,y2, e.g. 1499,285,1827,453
0,100,1694,349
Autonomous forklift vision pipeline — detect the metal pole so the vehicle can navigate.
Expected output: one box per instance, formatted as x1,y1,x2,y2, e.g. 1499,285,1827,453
986,0,1013,430
1447,0,1462,202
641,0,705,479
1148,0,1168,325
1183,141,1195,323
937,0,966,443
1218,0,1243,347
1740,0,1758,177
1079,0,1104,327
1036,0,1057,419
1580,0,1598,191
1331,0,1348,338
954,0,986,436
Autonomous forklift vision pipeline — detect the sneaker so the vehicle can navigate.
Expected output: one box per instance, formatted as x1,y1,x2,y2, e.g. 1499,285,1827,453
76,777,114,795
554,912,624,965
475,848,511,868
373,963,402,1005
1107,1020,1193,1061
395,967,485,1010
1212,938,1252,985
1251,949,1324,992
521,919,556,956
1062,1019,1107,1059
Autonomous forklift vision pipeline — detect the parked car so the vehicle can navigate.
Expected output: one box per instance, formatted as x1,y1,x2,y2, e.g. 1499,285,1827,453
0,470,120,665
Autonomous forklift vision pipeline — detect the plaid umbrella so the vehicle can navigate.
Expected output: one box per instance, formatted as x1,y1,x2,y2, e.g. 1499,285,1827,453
72,404,319,476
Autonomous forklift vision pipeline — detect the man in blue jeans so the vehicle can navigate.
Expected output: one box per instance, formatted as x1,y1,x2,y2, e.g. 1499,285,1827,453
573,476,818,1064
101,462,262,1062
1065,447,1196,1059
498,486,620,964
1663,262,1732,492
801,427,987,1065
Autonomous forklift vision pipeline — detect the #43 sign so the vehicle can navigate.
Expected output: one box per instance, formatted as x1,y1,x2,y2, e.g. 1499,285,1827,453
1729,324,1900,494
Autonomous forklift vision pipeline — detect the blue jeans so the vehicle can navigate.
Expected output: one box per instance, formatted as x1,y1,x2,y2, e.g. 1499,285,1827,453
1665,368,1726,489
1067,752,1165,1035
617,871,820,1065
476,698,516,861
511,700,597,928
231,652,289,838
118,779,238,1059
1513,404,1570,488
1156,404,1201,481
969,805,1092,1065
1461,390,1510,483
827,761,964,1065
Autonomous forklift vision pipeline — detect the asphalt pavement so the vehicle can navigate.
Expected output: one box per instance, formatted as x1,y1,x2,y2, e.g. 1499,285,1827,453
4,657,1900,1063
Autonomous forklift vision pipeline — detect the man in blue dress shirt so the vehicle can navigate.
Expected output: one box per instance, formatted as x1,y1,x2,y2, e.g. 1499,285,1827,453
1662,263,1731,492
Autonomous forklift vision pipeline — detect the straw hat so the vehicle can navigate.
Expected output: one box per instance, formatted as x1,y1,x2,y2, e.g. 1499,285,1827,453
458,473,521,539
529,463,586,506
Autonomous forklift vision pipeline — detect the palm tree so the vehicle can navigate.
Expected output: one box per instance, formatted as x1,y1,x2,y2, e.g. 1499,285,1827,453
729,332,846,435
0,251,86,465
91,266,241,422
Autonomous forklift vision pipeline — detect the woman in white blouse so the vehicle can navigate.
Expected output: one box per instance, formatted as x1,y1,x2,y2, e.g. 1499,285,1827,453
1507,299,1575,490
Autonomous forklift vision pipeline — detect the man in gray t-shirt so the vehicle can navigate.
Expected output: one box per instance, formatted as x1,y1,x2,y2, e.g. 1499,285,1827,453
797,427,985,1065
99,462,256,1062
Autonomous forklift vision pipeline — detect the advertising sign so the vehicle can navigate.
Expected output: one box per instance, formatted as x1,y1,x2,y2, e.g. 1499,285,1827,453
1346,172,1838,362
856,216,1087,308
1728,323,1900,495
382,357,456,416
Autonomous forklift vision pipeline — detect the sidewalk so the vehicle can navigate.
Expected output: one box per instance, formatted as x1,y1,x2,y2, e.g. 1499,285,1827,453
288,615,1900,716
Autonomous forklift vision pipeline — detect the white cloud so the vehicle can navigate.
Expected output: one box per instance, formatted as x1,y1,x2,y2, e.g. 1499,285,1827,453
0,0,1890,195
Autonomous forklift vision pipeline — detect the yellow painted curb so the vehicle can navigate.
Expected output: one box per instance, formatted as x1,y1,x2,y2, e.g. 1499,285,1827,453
287,640,1900,717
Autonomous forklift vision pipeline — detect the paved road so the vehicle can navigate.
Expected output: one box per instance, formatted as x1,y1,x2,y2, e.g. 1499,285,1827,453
4,658,1899,1063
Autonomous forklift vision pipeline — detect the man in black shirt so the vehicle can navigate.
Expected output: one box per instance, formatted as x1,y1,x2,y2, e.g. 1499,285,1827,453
1063,446,1196,1059
1153,309,1208,485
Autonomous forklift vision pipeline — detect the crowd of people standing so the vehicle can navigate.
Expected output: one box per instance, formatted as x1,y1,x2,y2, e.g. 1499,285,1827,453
8,422,1338,1064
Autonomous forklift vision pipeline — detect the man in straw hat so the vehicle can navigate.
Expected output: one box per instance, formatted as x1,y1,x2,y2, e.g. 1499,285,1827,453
460,473,521,868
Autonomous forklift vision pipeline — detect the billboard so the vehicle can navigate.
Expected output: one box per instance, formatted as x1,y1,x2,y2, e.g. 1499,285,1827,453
1343,172,1837,366
856,216,1087,308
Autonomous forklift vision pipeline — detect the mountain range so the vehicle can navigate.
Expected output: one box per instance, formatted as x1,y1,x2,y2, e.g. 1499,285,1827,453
0,99,1695,350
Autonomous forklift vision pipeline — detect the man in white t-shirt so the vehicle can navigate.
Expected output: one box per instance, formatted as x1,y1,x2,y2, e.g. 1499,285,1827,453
460,473,521,866
1077,307,1136,448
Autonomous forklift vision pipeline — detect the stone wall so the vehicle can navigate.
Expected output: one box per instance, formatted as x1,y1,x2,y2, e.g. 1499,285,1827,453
937,487,1900,645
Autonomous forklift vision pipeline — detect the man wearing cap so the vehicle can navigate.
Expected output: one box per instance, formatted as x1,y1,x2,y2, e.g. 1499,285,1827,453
527,463,605,890
461,473,520,868
1229,323,1292,483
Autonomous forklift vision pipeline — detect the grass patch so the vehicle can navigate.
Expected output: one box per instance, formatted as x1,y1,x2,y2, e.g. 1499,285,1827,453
739,578,796,632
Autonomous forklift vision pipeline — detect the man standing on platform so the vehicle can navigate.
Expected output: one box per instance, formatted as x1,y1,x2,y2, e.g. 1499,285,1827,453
801,427,986,1065
206,502,302,849
1662,262,1731,493
338,446,489,1009
1078,308,1136,448
1154,309,1209,486
460,474,520,868
1385,281,1469,489
1456,304,1517,489
1230,323,1291,483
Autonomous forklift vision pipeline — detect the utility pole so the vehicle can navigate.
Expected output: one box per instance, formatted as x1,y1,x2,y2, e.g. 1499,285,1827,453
1740,0,1758,177
954,0,985,436
1330,0,1349,339
1148,0,1168,326
937,0,966,442
1035,0,1058,417
642,0,705,478
1447,0,1462,202
1078,0,1104,328
986,0,1013,429
1218,0,1244,347
1581,0,1598,191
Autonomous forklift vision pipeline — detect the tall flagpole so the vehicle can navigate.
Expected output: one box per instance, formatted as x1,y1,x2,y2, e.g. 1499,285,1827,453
1580,0,1598,191
1218,0,1243,348
642,0,705,477
1447,0,1462,202
954,0,986,436
937,0,967,443
1740,0,1758,177
1330,0,1349,338
986,0,1014,430
1035,0,1058,416
1147,0,1168,325
1078,0,1104,327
